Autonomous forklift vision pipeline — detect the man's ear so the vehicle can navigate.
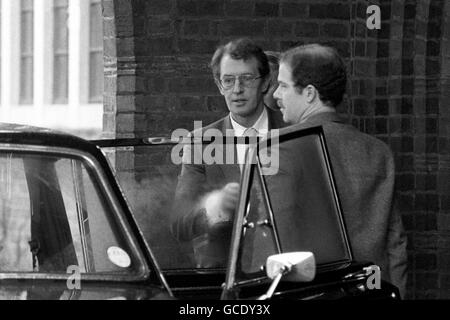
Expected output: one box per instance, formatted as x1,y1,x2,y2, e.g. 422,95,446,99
305,85,318,103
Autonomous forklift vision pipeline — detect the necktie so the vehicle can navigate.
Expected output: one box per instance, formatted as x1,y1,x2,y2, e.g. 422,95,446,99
240,127,259,172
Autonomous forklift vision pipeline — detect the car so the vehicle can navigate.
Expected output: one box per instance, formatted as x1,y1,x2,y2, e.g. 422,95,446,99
0,123,172,300
0,122,399,300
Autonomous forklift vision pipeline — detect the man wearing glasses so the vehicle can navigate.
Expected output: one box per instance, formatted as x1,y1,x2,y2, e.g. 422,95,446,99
171,38,285,268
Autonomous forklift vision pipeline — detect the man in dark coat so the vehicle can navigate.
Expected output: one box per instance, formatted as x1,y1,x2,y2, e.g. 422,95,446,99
171,38,285,268
273,43,407,297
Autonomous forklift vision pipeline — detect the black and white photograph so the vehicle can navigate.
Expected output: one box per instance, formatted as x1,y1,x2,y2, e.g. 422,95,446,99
0,0,448,309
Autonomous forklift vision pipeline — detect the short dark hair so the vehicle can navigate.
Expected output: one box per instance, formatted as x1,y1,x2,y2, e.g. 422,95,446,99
210,38,270,81
264,51,280,68
280,44,347,107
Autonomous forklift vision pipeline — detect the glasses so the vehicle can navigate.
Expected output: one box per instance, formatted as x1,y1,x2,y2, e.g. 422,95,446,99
219,74,263,90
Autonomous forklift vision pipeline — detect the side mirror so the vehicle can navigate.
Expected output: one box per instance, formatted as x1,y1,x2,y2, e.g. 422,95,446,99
258,252,316,300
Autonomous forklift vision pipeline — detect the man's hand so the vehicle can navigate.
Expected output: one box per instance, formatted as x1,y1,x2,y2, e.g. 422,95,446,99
203,182,240,227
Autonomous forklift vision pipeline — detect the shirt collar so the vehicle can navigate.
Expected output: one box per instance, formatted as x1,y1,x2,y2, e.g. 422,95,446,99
229,108,269,136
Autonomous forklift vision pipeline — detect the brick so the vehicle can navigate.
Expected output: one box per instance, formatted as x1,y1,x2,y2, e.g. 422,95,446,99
177,0,198,16
402,59,414,76
178,39,217,54
326,41,351,58
145,0,172,15
117,113,135,134
117,75,136,93
389,117,402,134
141,37,175,56
416,273,439,290
206,95,228,113
178,96,205,112
426,118,438,134
198,0,224,16
402,98,413,114
426,98,439,115
220,20,266,37
396,173,415,191
353,99,369,116
415,253,437,271
103,0,115,18
426,137,439,153
115,15,134,37
322,23,349,38
281,3,308,18
396,155,414,172
403,20,415,39
354,41,365,57
146,19,173,37
294,22,319,37
402,213,414,231
442,196,450,211
255,2,279,17
115,0,132,16
416,173,436,192
402,137,414,153
224,1,253,17
416,213,437,231
415,194,439,211
355,2,365,19
426,59,440,76
376,60,389,77
402,118,413,133
426,41,441,57
402,78,415,95
377,41,389,58
168,77,217,94
427,22,442,39
268,20,293,37
310,3,350,20
377,22,390,40
375,118,388,134
355,22,366,38
375,99,389,115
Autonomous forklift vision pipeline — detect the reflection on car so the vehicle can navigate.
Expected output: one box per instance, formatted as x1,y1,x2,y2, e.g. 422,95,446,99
0,123,400,300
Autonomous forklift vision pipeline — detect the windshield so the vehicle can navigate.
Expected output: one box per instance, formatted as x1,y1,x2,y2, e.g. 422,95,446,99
0,147,145,277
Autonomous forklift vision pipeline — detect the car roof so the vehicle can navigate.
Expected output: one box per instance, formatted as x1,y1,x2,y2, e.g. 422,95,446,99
0,122,99,154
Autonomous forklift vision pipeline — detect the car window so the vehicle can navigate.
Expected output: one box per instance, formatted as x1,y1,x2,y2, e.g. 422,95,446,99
0,150,142,276
225,127,353,290
100,140,238,272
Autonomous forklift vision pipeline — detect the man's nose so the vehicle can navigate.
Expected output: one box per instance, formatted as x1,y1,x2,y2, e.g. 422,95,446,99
273,86,280,99
232,78,244,92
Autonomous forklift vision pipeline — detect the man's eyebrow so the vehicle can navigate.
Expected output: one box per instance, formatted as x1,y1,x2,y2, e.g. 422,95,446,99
222,73,255,77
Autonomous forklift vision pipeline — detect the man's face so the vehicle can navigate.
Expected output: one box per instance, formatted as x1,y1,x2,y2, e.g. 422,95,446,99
218,55,267,121
273,62,308,124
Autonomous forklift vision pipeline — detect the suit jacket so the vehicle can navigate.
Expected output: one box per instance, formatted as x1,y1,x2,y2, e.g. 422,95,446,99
277,111,408,297
171,107,285,267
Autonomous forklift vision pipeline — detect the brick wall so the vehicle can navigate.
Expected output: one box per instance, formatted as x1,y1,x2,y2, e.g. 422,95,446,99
103,0,450,299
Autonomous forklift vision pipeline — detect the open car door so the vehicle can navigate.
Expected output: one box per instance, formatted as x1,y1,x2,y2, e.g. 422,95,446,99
222,125,398,300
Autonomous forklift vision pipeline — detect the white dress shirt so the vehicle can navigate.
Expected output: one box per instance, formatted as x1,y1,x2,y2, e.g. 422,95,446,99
229,108,269,168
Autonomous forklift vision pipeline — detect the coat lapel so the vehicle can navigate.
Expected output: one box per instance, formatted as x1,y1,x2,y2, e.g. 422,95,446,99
216,108,287,183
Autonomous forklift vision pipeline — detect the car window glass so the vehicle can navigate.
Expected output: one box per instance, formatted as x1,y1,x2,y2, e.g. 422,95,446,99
102,141,237,271
0,151,139,275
